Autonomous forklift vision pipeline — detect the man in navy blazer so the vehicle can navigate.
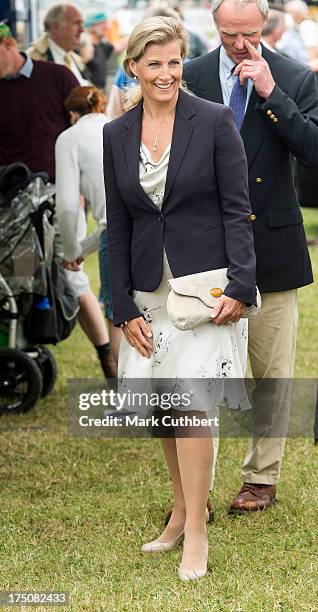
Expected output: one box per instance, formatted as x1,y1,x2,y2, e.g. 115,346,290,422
184,0,318,512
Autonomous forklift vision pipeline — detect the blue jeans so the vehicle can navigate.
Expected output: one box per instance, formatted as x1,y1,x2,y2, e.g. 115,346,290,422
98,228,113,320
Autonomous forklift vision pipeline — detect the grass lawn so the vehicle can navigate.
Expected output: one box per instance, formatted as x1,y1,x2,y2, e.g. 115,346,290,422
0,209,318,611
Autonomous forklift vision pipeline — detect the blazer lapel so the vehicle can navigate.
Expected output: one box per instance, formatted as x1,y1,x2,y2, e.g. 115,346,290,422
122,102,159,213
123,91,195,212
189,47,265,167
162,90,195,207
196,45,276,169
240,45,278,167
194,48,224,104
240,88,269,167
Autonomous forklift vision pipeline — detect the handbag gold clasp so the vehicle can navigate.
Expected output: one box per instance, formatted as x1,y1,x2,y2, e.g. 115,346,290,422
210,287,223,298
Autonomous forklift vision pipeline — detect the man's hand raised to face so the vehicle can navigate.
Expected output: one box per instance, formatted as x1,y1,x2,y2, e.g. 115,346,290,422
234,40,276,99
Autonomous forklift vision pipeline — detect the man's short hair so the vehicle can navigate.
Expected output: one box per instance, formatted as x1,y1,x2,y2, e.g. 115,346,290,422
44,4,69,32
262,10,284,35
211,0,269,20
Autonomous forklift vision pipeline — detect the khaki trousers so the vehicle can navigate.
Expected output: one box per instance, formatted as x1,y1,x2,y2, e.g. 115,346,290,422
241,289,298,484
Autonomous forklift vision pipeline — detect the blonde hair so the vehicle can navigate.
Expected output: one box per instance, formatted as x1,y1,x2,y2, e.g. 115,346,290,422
123,16,188,109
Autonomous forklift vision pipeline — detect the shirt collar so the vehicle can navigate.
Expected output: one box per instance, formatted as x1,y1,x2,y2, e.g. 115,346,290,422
220,45,236,79
220,44,262,79
18,53,33,78
4,52,33,79
48,37,70,62
261,38,276,53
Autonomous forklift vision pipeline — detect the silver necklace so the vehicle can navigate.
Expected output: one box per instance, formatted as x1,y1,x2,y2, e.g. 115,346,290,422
143,105,175,152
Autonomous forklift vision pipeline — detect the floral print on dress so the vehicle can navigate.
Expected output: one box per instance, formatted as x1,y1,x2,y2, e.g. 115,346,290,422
139,146,154,174
215,356,234,378
139,303,162,325
116,143,251,411
241,324,248,341
153,330,173,368
150,187,164,206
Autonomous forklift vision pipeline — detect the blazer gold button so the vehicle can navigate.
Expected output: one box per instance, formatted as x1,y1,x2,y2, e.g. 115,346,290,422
267,109,272,116
255,177,263,183
270,113,275,120
249,214,257,221
210,287,223,298
273,117,278,123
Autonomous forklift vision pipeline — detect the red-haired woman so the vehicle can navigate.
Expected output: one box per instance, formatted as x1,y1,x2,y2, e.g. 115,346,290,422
55,85,120,378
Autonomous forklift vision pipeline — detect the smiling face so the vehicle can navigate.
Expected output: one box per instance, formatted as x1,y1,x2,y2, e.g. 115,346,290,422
215,0,266,65
129,39,183,107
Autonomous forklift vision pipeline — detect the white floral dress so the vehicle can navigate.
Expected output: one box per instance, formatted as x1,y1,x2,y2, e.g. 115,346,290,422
118,143,250,411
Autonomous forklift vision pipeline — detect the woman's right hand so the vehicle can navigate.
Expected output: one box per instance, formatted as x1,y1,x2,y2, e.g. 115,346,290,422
122,317,153,359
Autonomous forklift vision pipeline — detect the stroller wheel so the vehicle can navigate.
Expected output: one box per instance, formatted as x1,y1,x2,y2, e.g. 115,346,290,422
0,348,43,414
36,347,57,398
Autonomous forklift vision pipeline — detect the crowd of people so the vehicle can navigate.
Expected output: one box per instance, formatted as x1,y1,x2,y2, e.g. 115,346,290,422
1,0,318,582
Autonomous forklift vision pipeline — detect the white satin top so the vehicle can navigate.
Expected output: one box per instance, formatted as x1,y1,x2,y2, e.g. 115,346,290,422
139,142,171,210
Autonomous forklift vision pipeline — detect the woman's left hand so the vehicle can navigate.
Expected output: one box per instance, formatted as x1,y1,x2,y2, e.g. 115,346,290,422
211,295,245,325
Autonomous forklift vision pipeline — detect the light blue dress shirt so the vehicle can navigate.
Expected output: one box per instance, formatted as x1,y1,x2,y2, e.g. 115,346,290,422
219,45,262,112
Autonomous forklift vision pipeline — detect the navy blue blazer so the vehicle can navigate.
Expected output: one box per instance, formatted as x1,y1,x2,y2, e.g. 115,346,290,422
183,45,316,293
103,89,257,326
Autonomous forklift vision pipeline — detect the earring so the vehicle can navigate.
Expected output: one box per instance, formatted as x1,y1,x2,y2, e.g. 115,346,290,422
133,75,138,81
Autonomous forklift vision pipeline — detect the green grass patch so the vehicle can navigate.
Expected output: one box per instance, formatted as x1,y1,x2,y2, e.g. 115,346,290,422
1,210,318,610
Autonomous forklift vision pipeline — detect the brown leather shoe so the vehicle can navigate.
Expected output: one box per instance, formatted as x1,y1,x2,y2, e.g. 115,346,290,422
228,483,277,514
164,498,215,525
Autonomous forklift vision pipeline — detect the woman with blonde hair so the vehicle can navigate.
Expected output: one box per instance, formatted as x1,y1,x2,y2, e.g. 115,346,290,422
103,17,257,580
55,85,120,379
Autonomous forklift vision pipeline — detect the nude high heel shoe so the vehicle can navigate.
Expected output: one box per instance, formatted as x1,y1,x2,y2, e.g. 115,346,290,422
178,534,208,581
141,531,184,553
178,565,207,581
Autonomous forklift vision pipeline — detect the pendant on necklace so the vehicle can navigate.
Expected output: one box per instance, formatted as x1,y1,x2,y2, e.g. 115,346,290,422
153,137,158,152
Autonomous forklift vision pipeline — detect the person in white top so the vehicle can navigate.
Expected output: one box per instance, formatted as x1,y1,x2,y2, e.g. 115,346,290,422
55,85,119,378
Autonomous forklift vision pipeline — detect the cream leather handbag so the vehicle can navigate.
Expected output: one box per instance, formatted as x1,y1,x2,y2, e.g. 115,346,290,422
167,268,261,331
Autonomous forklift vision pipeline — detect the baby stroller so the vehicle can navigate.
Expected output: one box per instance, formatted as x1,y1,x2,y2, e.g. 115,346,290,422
0,163,79,414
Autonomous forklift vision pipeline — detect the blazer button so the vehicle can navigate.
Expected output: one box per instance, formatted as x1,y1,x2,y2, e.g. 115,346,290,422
210,287,223,298
267,109,272,116
250,214,257,221
158,215,163,222
255,177,263,183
